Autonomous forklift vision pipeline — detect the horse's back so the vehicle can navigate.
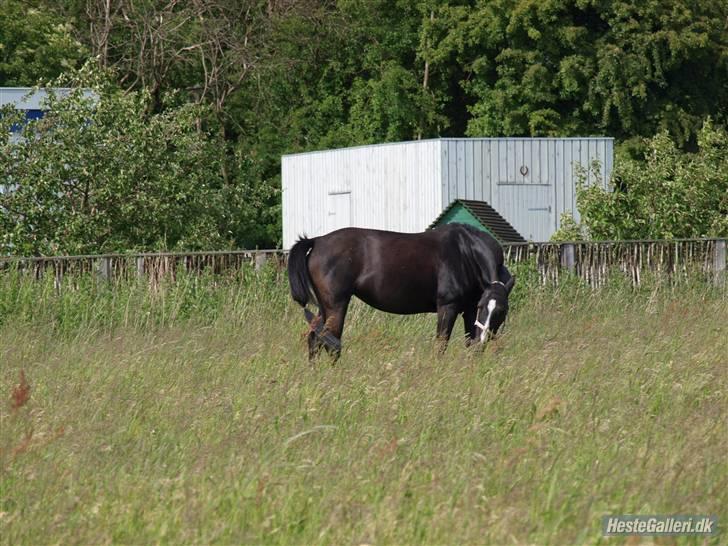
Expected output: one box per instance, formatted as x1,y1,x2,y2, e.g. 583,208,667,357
308,227,443,314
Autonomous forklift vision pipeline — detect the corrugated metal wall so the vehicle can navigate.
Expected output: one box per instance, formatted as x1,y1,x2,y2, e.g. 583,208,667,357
2,87,98,145
0,87,96,110
282,141,442,249
282,137,613,247
441,138,613,241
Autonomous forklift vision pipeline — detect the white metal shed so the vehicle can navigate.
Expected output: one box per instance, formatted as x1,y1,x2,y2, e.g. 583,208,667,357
1,87,97,143
282,137,613,248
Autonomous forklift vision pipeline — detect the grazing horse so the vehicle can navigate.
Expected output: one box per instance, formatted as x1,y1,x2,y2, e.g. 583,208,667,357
287,223,515,360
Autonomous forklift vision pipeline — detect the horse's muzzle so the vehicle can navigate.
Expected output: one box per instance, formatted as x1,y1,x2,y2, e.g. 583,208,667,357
474,319,489,343
475,299,497,342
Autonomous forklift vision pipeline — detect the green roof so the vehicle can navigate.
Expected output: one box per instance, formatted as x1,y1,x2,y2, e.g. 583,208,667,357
429,200,526,243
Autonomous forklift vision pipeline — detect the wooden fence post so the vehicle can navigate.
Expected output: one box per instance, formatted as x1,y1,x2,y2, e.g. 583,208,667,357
560,243,575,273
97,257,112,281
136,257,145,279
255,252,268,271
54,263,63,292
714,239,726,286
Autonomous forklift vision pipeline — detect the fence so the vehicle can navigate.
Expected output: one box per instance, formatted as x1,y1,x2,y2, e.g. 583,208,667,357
504,238,726,287
0,239,725,288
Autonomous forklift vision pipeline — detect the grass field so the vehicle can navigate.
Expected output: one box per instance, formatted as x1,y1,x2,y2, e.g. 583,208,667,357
1,267,726,545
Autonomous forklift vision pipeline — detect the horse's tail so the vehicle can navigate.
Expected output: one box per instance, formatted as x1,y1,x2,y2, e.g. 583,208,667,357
288,236,317,307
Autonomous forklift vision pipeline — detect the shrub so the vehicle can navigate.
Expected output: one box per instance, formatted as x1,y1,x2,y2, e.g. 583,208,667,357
575,120,728,240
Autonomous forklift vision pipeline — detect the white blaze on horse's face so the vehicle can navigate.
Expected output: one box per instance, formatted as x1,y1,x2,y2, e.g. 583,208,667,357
474,298,497,343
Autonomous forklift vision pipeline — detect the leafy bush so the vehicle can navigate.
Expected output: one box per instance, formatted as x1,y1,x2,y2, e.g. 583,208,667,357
550,213,584,242
0,66,272,255
575,120,728,240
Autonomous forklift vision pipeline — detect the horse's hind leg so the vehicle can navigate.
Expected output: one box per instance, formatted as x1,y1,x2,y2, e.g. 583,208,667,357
308,329,324,361
319,298,351,362
304,309,325,361
324,303,350,361
305,299,350,362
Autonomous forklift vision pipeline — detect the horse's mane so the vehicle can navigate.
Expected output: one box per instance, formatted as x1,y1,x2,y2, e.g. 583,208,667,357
445,224,502,291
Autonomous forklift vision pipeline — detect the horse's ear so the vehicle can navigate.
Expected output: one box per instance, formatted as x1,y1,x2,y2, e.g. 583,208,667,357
505,275,515,294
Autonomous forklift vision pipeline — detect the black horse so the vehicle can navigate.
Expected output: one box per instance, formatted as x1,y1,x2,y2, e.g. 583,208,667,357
288,223,515,359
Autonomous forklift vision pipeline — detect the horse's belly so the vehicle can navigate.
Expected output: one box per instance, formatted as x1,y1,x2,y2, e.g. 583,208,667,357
353,279,437,315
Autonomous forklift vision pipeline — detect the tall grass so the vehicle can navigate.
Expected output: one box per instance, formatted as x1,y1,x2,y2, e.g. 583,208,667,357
1,267,726,545
0,263,288,335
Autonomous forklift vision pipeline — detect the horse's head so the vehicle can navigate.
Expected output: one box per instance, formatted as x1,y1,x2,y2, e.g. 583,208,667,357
475,277,515,342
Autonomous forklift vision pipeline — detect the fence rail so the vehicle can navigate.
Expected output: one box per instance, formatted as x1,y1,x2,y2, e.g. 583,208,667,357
1,239,725,288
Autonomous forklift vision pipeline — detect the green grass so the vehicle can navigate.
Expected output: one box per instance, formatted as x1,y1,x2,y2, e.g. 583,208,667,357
0,268,726,545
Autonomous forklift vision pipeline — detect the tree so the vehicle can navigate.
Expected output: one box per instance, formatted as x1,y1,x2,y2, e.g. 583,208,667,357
0,0,87,86
429,0,728,145
4,0,726,252
575,120,728,240
0,67,265,255
72,0,273,117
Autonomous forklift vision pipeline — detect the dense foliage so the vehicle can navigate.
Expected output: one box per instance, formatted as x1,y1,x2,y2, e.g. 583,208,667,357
0,69,274,254
0,1,86,85
576,121,728,240
1,0,727,251
429,0,728,144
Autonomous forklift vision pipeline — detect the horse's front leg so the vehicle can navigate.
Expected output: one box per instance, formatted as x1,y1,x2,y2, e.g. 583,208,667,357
462,303,479,347
436,303,460,354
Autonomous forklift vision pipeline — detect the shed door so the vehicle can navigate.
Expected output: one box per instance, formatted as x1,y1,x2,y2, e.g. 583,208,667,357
326,191,351,233
496,184,553,241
